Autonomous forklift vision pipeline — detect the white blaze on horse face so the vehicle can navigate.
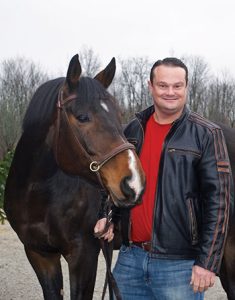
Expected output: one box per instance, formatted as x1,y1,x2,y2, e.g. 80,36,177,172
127,150,142,201
100,101,109,112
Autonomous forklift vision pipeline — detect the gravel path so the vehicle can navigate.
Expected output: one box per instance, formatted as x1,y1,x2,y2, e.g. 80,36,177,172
0,222,228,299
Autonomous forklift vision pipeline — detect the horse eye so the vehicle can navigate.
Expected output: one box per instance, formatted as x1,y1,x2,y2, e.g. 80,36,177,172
77,114,90,123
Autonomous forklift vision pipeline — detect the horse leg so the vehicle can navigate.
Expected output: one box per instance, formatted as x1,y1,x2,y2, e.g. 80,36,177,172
25,247,63,300
220,226,235,300
65,240,100,300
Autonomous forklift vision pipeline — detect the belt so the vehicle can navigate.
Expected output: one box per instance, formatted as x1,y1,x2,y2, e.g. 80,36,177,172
131,241,151,252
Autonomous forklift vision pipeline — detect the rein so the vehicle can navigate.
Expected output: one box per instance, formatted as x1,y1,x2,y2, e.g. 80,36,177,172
100,239,122,300
94,195,122,300
55,89,135,188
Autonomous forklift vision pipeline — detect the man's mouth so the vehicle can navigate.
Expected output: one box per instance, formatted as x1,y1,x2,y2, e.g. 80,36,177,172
163,98,178,101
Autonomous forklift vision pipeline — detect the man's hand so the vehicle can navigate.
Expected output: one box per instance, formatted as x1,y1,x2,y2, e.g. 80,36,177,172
94,218,114,242
190,265,215,293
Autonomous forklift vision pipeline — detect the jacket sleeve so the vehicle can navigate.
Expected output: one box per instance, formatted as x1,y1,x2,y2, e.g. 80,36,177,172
195,127,233,274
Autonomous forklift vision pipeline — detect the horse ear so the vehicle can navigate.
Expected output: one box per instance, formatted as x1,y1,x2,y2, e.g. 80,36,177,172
94,57,116,88
66,54,82,90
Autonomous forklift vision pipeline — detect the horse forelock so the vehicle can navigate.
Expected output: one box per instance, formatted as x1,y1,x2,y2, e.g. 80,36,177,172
75,77,112,107
76,77,121,125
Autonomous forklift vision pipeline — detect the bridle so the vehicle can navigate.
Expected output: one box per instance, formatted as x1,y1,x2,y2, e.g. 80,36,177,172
54,88,135,188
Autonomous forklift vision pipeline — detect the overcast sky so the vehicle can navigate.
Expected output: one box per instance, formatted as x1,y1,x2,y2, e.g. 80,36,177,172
1,0,235,78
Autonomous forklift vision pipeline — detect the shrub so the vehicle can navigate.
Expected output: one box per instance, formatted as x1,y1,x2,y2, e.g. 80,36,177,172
0,151,14,224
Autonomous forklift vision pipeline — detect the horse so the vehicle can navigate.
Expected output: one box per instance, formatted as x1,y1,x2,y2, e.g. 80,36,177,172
218,124,235,300
4,54,145,300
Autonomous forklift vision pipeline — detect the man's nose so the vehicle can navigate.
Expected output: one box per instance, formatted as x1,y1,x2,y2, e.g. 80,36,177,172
166,86,175,95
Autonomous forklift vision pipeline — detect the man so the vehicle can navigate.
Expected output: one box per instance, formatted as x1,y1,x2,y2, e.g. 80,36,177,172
94,58,233,299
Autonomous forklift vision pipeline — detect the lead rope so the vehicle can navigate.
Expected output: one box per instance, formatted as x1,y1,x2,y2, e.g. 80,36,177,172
94,196,122,300
100,238,122,300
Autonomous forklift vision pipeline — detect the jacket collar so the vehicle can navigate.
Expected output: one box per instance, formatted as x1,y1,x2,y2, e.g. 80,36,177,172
135,105,190,130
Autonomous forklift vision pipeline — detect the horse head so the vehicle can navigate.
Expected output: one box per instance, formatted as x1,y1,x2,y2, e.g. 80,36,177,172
53,54,145,207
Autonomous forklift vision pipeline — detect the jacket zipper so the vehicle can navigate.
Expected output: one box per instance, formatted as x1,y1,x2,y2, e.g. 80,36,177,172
187,198,198,245
168,148,201,157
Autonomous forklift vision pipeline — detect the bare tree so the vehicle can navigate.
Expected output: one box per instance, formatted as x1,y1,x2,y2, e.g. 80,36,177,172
118,56,152,121
0,57,49,159
182,55,210,115
107,73,127,121
79,46,101,77
207,73,235,126
181,55,235,127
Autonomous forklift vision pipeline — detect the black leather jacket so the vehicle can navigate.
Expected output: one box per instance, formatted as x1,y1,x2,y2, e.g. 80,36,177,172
102,105,233,274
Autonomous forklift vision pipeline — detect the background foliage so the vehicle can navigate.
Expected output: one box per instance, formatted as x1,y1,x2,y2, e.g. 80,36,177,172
0,151,13,223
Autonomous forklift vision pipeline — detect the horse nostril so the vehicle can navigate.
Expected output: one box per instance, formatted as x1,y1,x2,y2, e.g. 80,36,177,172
120,176,136,200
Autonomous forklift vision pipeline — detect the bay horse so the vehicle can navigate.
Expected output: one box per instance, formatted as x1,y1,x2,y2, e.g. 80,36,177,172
219,124,235,300
4,54,145,300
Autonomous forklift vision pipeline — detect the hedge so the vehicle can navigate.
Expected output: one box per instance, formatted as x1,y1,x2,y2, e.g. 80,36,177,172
0,151,14,224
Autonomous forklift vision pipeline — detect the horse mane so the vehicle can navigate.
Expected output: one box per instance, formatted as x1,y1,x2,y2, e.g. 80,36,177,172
23,77,65,132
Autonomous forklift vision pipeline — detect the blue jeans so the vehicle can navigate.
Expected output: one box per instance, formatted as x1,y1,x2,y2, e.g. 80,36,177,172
113,245,204,300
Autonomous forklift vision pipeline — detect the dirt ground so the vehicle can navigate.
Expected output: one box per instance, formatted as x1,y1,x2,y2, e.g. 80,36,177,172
0,222,228,299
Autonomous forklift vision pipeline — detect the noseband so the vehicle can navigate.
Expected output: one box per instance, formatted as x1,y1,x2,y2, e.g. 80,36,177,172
55,89,135,187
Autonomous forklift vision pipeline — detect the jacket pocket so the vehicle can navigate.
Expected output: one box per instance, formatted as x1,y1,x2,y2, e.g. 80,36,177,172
168,148,201,158
187,198,199,245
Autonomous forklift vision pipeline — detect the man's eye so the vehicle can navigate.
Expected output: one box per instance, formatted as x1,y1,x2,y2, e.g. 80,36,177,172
77,114,90,123
159,84,167,88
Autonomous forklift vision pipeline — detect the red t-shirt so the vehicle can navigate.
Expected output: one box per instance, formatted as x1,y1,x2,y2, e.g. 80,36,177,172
131,114,171,242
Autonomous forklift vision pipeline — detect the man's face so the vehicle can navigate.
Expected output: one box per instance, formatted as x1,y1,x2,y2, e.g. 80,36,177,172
148,65,188,120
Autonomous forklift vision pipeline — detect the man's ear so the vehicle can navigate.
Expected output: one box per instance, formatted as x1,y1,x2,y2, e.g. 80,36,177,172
148,80,153,93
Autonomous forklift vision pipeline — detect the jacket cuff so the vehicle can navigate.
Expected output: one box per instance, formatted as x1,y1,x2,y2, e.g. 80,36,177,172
194,255,221,275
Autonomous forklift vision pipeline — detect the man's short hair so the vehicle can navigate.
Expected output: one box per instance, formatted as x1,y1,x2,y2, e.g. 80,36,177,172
150,57,188,85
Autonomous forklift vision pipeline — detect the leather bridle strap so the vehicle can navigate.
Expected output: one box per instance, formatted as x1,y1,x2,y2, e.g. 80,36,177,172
57,91,78,108
89,142,135,172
